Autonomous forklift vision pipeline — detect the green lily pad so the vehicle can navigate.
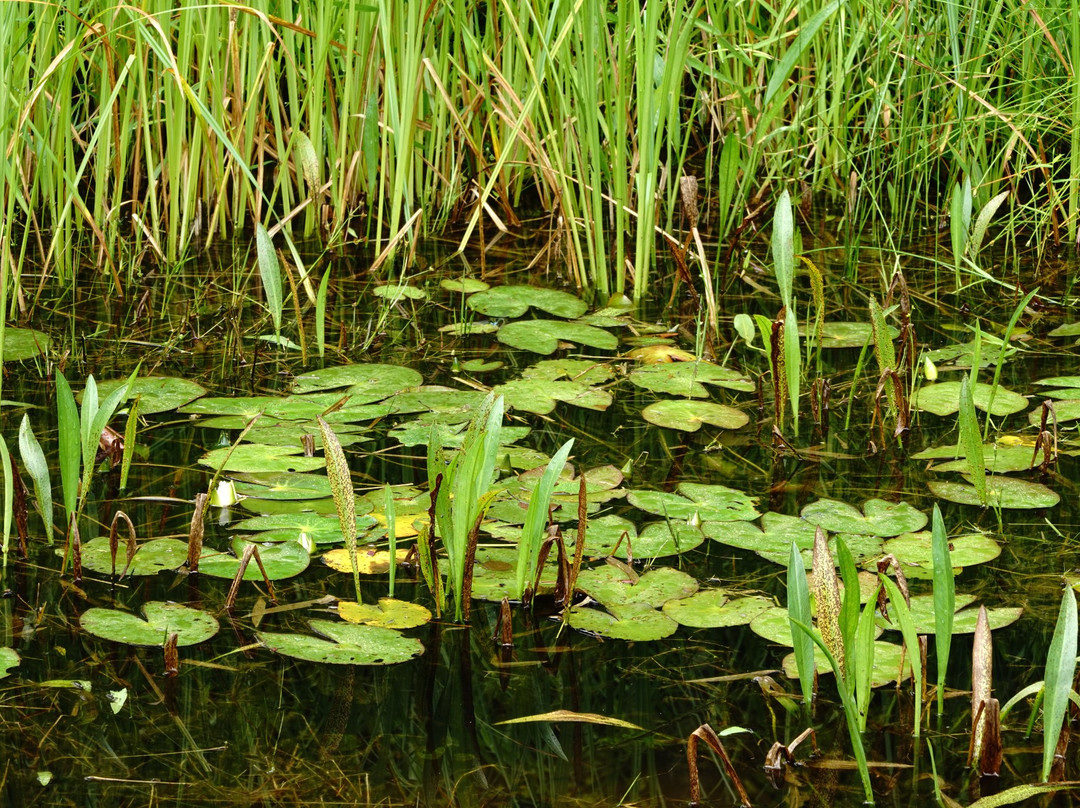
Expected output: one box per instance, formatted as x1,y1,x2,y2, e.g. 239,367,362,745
798,321,897,349
232,472,334,501
439,321,500,336
662,591,774,628
460,359,503,373
704,514,884,567
291,363,423,397
79,537,188,576
878,532,1001,577
925,337,1015,369
198,539,310,580
198,444,325,474
3,327,50,361
628,361,754,397
80,602,219,647
1029,399,1080,425
243,422,371,449
231,512,376,544
564,515,638,555
876,594,1022,634
388,419,529,447
372,283,427,301
567,603,679,641
493,379,612,415
93,376,207,415
496,320,618,355
338,598,432,629
180,397,281,418
930,443,1043,474
257,619,423,665
575,566,699,608
912,382,1028,416
1046,324,1080,338
629,483,760,523
626,523,705,558
782,641,911,688
0,648,20,678
522,359,615,386
470,546,559,601
751,606,884,648
800,498,927,537
641,399,749,431
441,278,490,294
928,477,1060,509
1035,376,1080,388
467,285,587,319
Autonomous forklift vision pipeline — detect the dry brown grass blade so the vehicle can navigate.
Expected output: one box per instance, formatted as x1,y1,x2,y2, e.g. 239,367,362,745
71,520,82,585
224,545,276,611
812,527,844,677
970,605,993,767
687,723,752,807
764,727,817,787
109,510,136,578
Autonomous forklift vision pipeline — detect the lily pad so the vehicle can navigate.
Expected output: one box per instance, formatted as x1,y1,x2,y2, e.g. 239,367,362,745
439,321,500,336
928,477,1060,509
440,278,490,294
496,320,618,355
641,399,749,431
1046,324,1080,338
0,648,18,678
800,498,927,537
1029,399,1080,425
94,376,207,414
243,422,371,449
198,444,325,474
575,566,699,608
80,602,218,647
494,379,612,415
232,472,334,501
567,603,679,641
925,337,1015,369
257,619,423,665
338,598,432,629
930,443,1043,474
629,483,759,523
912,382,1028,416
628,361,754,397
291,363,423,397
782,641,911,688
878,532,1001,577
470,546,559,601
522,359,615,386
751,606,884,648
372,283,427,301
232,512,376,544
563,515,638,556
798,321,897,349
467,285,587,319
79,537,188,576
323,547,411,574
1034,376,1080,388
876,594,1022,634
704,514,884,567
662,591,774,628
198,539,310,580
627,523,705,558
460,359,503,373
3,327,51,361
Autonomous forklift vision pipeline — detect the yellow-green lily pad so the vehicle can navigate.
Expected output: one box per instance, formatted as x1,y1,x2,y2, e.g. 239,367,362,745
372,283,427,301
628,361,754,397
291,363,423,397
440,278,489,294
198,444,325,474
662,591,774,628
232,512,376,544
782,640,911,688
801,498,927,537
629,483,759,523
575,566,699,608
198,538,310,580
80,602,218,647
912,382,1028,416
567,603,679,641
467,285,587,319
563,515,638,556
928,477,1060,509
93,376,207,415
257,619,423,665
878,531,1001,577
0,648,19,678
493,379,612,415
78,537,188,576
232,472,334,501
338,598,432,629
3,327,50,361
641,399,749,431
876,594,1022,634
798,321,897,349
704,514,884,567
496,320,618,355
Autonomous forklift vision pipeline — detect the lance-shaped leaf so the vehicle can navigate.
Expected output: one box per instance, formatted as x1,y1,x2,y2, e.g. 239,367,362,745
515,439,574,599
788,542,815,715
317,417,359,600
959,374,987,505
256,224,283,336
1042,587,1077,782
18,415,52,538
55,371,80,528
812,527,844,677
879,574,923,737
971,606,993,767
931,504,954,715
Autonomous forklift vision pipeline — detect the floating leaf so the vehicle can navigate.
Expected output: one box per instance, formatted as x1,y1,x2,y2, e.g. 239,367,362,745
338,598,431,629
323,547,411,574
198,539,310,580
470,546,559,601
627,523,705,558
563,515,638,555
92,376,207,415
662,591,773,628
1034,375,1080,388
440,278,489,294
291,364,423,397
781,641,911,688
575,566,699,608
198,445,324,474
567,603,679,640
2,327,51,361
257,619,423,665
78,537,188,576
493,379,612,415
751,606,884,647
928,477,1059,509
1029,399,1080,425
467,285,587,319
625,345,697,363
439,321,499,336
913,381,1027,417
629,483,759,523
797,321,897,349
80,602,218,647
373,283,427,301
232,472,334,501
522,358,615,385
641,399,749,431
233,512,376,544
880,532,1001,576
0,648,20,678
496,320,618,354
875,594,1022,634
925,443,1045,474
628,361,754,397
801,498,927,537
704,514,883,567
460,359,502,373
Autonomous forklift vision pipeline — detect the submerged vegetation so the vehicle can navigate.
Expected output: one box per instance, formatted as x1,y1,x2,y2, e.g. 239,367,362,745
5,0,1080,805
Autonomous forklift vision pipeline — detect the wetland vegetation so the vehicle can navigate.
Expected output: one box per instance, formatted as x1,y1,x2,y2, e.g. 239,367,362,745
4,0,1080,806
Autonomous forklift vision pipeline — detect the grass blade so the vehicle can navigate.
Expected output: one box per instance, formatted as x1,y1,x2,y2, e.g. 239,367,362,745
54,370,80,528
1041,586,1077,782
879,574,923,737
0,436,12,560
515,439,574,600
256,223,283,337
787,541,814,715
18,415,52,540
931,504,955,715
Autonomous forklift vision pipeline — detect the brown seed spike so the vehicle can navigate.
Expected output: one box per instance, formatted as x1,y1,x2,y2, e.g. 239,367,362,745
971,605,993,767
163,632,179,678
186,493,207,573
978,697,1003,776
811,527,844,678
317,416,360,602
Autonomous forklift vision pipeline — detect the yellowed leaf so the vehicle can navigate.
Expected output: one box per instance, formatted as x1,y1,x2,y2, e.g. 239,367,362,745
495,710,643,730
371,512,428,538
625,345,697,364
338,597,432,629
323,547,411,575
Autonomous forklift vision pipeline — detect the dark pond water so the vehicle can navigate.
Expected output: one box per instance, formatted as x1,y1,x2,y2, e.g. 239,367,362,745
3,234,1080,807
